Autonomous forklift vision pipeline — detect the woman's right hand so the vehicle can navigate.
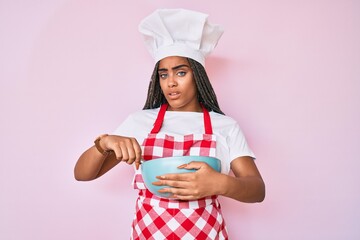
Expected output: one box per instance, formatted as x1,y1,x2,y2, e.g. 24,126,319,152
74,135,142,181
99,135,142,166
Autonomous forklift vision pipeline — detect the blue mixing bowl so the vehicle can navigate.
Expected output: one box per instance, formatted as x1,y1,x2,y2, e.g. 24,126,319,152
141,156,221,198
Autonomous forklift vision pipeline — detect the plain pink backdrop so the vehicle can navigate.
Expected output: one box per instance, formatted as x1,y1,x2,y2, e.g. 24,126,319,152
1,0,359,239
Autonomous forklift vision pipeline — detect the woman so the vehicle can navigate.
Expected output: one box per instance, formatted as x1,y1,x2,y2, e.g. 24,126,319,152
74,9,265,239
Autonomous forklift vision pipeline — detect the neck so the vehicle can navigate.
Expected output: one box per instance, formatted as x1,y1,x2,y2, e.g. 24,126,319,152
166,102,202,112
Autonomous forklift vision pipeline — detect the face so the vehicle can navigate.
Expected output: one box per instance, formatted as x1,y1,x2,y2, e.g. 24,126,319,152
158,56,201,112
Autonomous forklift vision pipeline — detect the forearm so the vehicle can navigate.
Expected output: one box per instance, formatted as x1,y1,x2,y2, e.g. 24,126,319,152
218,173,265,203
74,146,110,181
74,134,141,181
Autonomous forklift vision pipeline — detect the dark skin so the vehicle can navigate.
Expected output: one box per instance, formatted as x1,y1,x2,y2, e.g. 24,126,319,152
74,56,265,203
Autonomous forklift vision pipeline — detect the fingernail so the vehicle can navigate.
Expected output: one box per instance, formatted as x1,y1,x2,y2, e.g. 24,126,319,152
135,162,140,170
158,188,170,193
177,164,187,168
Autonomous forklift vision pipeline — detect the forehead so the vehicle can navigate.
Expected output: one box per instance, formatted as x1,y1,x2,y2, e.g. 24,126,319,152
158,56,189,69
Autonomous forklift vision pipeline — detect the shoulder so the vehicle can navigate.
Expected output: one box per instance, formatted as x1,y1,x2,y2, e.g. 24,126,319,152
126,108,159,121
210,112,239,128
210,112,247,139
113,108,160,136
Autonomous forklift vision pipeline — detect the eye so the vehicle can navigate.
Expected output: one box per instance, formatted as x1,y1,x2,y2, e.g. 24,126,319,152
159,73,167,79
177,71,186,77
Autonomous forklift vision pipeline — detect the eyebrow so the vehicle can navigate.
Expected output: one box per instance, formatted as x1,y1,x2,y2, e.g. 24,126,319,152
158,64,190,72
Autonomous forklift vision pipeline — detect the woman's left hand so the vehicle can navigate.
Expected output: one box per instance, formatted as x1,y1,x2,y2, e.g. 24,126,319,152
152,161,225,200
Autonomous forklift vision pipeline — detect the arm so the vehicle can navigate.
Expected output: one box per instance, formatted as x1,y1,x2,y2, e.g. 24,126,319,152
153,156,265,203
74,135,142,181
220,156,265,202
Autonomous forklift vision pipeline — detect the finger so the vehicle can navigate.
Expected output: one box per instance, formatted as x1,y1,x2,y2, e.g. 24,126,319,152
156,172,193,181
119,141,130,162
168,187,201,201
131,138,142,160
131,138,142,168
157,188,176,197
157,188,195,200
177,161,205,170
112,143,123,160
152,179,191,189
122,138,137,164
172,194,198,201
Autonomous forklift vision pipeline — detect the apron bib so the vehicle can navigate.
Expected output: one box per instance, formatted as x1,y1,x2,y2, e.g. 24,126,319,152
131,104,228,240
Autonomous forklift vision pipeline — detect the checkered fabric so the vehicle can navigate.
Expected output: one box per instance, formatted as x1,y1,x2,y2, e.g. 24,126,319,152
131,104,228,239
131,190,228,240
142,133,216,160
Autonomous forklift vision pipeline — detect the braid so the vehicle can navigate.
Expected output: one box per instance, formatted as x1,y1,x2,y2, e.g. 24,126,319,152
143,62,165,109
188,58,224,115
143,58,224,115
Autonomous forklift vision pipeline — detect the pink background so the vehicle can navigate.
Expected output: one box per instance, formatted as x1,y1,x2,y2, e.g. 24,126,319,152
1,0,359,239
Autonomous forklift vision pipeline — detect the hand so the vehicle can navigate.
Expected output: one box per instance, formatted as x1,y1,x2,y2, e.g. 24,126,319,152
100,135,141,166
152,161,224,200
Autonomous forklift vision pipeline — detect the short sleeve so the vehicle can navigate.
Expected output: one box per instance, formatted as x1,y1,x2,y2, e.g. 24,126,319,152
227,123,256,161
113,115,134,136
111,110,156,144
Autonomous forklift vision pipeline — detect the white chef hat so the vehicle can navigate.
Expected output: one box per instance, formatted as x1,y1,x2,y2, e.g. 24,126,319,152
138,8,224,67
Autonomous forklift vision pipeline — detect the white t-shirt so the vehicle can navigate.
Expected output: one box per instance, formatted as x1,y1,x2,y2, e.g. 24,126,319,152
113,108,255,174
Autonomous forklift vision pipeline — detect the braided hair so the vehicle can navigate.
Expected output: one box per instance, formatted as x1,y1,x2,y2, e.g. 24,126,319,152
143,58,224,115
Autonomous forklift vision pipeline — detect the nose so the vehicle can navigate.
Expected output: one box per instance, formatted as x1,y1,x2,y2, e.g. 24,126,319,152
167,75,177,88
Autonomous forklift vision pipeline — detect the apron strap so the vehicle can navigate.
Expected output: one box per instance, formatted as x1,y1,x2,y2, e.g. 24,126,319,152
151,104,168,134
202,104,213,134
150,103,213,134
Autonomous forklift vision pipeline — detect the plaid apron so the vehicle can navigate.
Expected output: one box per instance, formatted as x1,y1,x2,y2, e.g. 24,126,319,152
131,104,228,240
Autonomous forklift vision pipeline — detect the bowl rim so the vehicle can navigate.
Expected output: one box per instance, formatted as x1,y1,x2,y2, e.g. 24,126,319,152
141,155,220,164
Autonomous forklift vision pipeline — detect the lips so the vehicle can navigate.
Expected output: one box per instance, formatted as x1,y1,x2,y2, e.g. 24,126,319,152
167,91,180,100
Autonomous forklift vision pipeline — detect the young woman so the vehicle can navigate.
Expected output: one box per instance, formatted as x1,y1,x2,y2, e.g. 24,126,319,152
74,9,265,239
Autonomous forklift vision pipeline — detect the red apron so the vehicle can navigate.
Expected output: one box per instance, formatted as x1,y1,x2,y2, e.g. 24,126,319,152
131,104,228,240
